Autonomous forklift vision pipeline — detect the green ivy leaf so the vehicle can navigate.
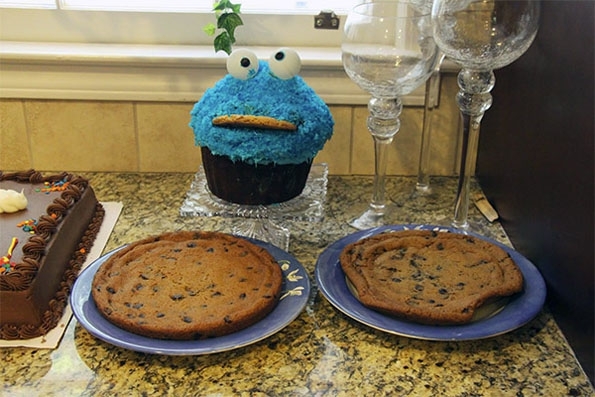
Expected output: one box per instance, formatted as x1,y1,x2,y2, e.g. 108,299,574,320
214,32,233,55
229,3,242,13
203,23,216,37
217,13,243,42
205,0,243,55
213,0,241,13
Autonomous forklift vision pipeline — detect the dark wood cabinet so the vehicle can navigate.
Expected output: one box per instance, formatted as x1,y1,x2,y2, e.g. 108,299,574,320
476,1,594,382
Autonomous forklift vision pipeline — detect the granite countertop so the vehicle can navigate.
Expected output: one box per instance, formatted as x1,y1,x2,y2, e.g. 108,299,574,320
2,172,593,396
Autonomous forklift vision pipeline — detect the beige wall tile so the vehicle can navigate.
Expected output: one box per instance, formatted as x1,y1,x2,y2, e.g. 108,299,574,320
0,99,31,170
427,74,461,175
136,102,202,172
351,74,462,177
315,106,352,175
25,100,137,172
2,74,462,174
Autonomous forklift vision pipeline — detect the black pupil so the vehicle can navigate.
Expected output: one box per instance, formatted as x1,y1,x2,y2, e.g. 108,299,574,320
240,57,251,67
275,52,285,61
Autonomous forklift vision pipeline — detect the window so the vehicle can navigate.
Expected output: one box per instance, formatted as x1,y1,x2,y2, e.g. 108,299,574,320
0,1,358,46
0,1,434,105
2,1,358,12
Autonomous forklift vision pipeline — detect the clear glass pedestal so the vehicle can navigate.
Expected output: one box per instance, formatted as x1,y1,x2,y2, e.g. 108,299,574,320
180,163,328,251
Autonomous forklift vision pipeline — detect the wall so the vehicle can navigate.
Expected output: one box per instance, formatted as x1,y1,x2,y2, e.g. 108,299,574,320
1,75,462,175
477,1,594,382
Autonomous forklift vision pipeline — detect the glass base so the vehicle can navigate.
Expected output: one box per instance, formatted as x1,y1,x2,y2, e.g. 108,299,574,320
180,163,328,250
231,218,291,252
414,182,432,195
349,204,394,230
432,215,473,232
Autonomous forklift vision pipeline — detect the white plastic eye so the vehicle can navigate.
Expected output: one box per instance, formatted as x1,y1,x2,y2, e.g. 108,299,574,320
268,48,301,80
226,49,259,80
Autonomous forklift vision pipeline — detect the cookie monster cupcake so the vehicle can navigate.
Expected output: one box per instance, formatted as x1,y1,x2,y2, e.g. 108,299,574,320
190,48,334,205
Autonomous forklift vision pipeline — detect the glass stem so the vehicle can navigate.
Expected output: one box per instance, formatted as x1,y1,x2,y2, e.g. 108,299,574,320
416,67,441,191
452,69,495,229
453,113,482,229
371,135,393,211
367,96,403,214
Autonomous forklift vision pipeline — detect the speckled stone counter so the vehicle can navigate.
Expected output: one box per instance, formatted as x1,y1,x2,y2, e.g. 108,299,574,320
2,173,593,396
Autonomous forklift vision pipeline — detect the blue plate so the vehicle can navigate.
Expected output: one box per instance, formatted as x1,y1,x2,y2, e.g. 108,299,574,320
71,238,310,355
315,224,546,341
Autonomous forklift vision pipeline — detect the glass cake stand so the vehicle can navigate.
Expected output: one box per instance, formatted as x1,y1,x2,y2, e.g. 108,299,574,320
180,163,328,251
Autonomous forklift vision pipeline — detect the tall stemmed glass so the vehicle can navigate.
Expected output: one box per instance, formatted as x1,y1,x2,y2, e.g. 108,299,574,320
342,1,440,229
415,51,445,194
432,0,540,229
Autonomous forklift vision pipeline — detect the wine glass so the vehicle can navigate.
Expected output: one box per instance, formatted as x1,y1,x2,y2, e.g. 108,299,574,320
431,0,540,229
342,1,441,230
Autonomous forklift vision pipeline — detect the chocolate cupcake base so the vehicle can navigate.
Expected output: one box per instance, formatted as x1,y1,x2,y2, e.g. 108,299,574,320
201,147,312,205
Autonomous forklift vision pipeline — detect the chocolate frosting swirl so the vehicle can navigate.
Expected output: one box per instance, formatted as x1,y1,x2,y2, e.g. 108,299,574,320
0,169,105,340
0,170,88,290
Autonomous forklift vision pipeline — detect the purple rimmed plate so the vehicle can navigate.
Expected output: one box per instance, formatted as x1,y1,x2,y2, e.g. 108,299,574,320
315,224,546,341
71,238,310,355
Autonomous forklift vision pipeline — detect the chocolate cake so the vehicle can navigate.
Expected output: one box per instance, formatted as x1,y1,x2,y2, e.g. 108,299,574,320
91,231,283,340
340,230,524,325
0,170,105,339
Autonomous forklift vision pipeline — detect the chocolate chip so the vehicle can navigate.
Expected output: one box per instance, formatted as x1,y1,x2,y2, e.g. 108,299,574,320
224,316,232,324
182,316,193,323
106,286,116,294
170,293,184,301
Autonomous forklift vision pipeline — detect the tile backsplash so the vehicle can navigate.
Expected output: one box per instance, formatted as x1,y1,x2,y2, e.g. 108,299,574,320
1,74,463,176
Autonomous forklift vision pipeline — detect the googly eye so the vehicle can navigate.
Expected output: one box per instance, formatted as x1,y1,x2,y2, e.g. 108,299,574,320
226,49,259,80
268,48,301,80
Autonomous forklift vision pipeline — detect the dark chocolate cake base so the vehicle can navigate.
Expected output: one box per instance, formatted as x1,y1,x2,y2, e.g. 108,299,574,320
201,147,312,205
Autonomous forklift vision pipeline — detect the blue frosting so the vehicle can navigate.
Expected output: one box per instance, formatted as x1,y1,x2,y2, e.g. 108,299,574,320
189,61,334,165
